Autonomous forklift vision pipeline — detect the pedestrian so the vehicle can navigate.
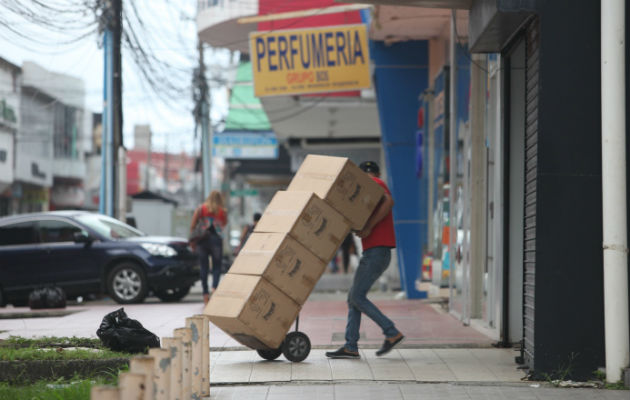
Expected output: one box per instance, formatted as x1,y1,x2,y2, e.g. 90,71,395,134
326,161,404,359
340,233,357,274
189,190,227,305
235,212,261,255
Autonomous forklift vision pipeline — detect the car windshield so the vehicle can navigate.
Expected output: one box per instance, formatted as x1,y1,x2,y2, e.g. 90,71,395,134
75,214,146,239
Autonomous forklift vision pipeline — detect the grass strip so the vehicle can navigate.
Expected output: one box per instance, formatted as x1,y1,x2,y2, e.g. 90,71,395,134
0,346,131,361
0,372,121,400
0,336,102,349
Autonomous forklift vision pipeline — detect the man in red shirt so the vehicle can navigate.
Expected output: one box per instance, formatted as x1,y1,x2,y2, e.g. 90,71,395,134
326,161,404,359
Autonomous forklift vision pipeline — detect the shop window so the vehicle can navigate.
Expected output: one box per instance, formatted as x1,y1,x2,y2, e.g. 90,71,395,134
53,104,79,159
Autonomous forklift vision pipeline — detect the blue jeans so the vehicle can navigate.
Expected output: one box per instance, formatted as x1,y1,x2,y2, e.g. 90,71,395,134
198,234,223,294
345,247,399,352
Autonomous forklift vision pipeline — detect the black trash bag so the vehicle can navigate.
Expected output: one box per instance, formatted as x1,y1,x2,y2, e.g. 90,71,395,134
28,286,66,309
96,308,160,353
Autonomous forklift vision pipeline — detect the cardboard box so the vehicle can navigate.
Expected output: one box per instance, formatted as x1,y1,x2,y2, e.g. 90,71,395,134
203,273,300,350
254,191,351,263
287,155,385,230
229,232,327,304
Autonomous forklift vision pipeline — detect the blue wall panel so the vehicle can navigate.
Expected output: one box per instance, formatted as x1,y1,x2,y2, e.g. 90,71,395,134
371,40,429,299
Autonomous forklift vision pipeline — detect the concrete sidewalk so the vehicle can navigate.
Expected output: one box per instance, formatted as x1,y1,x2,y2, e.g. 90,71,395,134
0,282,492,349
210,348,525,384
209,383,629,400
1,282,628,398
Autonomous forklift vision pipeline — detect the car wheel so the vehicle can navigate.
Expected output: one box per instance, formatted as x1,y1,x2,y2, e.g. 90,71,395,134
155,286,191,302
107,262,148,304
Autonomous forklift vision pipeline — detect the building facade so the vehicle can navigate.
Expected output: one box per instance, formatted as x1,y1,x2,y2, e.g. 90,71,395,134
0,57,20,216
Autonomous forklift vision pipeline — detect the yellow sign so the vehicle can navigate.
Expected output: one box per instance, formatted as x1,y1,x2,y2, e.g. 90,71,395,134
250,24,371,97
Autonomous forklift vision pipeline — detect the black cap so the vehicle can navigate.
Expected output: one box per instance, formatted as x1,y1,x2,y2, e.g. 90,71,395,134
359,161,380,174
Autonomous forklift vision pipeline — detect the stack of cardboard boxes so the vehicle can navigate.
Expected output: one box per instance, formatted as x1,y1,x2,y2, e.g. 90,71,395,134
203,155,384,350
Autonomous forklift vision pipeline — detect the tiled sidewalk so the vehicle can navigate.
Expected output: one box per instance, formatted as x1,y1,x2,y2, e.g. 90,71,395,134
1,288,493,351
209,293,493,349
209,348,526,385
209,383,630,400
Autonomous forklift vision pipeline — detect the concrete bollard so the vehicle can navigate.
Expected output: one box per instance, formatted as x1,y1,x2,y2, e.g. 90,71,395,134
162,337,183,400
186,316,204,399
193,314,210,397
118,372,146,400
174,327,192,400
90,385,119,400
148,348,171,400
129,355,155,400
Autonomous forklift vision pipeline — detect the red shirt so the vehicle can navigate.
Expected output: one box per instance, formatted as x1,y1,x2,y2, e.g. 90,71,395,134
361,177,396,250
199,204,227,235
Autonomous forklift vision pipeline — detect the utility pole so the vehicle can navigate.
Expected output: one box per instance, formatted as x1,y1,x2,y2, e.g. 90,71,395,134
193,40,212,200
98,0,123,217
112,0,124,219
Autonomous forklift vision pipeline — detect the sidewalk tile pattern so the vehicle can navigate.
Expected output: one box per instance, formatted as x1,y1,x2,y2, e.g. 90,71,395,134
209,348,526,384
209,383,629,400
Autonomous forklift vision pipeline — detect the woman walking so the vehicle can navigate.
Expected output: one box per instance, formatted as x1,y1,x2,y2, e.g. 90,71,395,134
190,190,227,304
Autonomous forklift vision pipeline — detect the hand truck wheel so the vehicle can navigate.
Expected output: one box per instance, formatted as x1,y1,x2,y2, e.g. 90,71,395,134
256,348,282,361
282,331,311,362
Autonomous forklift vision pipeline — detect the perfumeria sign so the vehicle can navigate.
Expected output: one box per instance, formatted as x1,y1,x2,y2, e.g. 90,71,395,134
250,24,371,97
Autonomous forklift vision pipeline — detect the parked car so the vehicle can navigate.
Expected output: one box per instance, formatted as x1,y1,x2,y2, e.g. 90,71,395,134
0,211,199,306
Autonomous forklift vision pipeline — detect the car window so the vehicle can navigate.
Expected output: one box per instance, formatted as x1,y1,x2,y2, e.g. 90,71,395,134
0,221,39,245
38,220,84,243
75,213,145,239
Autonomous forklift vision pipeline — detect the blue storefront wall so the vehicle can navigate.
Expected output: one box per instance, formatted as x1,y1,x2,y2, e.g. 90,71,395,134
371,40,429,299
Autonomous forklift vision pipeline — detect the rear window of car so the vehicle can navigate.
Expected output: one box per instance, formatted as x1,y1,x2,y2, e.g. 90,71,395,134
75,213,144,239
0,221,38,245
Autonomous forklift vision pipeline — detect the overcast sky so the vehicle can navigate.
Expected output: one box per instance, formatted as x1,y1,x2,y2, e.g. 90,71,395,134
0,0,232,155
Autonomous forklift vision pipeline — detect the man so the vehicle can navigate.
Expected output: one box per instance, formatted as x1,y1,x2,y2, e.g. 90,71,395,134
326,161,404,359
235,212,261,255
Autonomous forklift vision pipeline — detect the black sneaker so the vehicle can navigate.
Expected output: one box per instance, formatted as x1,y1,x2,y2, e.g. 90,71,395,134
325,347,360,359
375,333,405,356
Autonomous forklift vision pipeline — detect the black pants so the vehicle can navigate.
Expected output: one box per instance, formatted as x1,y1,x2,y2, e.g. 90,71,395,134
198,234,223,294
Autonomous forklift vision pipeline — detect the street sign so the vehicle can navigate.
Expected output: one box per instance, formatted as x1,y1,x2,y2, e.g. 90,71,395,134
212,132,278,159
250,24,371,97
230,189,259,197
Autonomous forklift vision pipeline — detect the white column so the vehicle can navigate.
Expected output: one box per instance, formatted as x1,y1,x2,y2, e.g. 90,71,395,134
469,53,487,319
601,0,630,383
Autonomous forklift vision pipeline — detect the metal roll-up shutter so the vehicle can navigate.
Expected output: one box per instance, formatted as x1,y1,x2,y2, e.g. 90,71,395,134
523,17,540,368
